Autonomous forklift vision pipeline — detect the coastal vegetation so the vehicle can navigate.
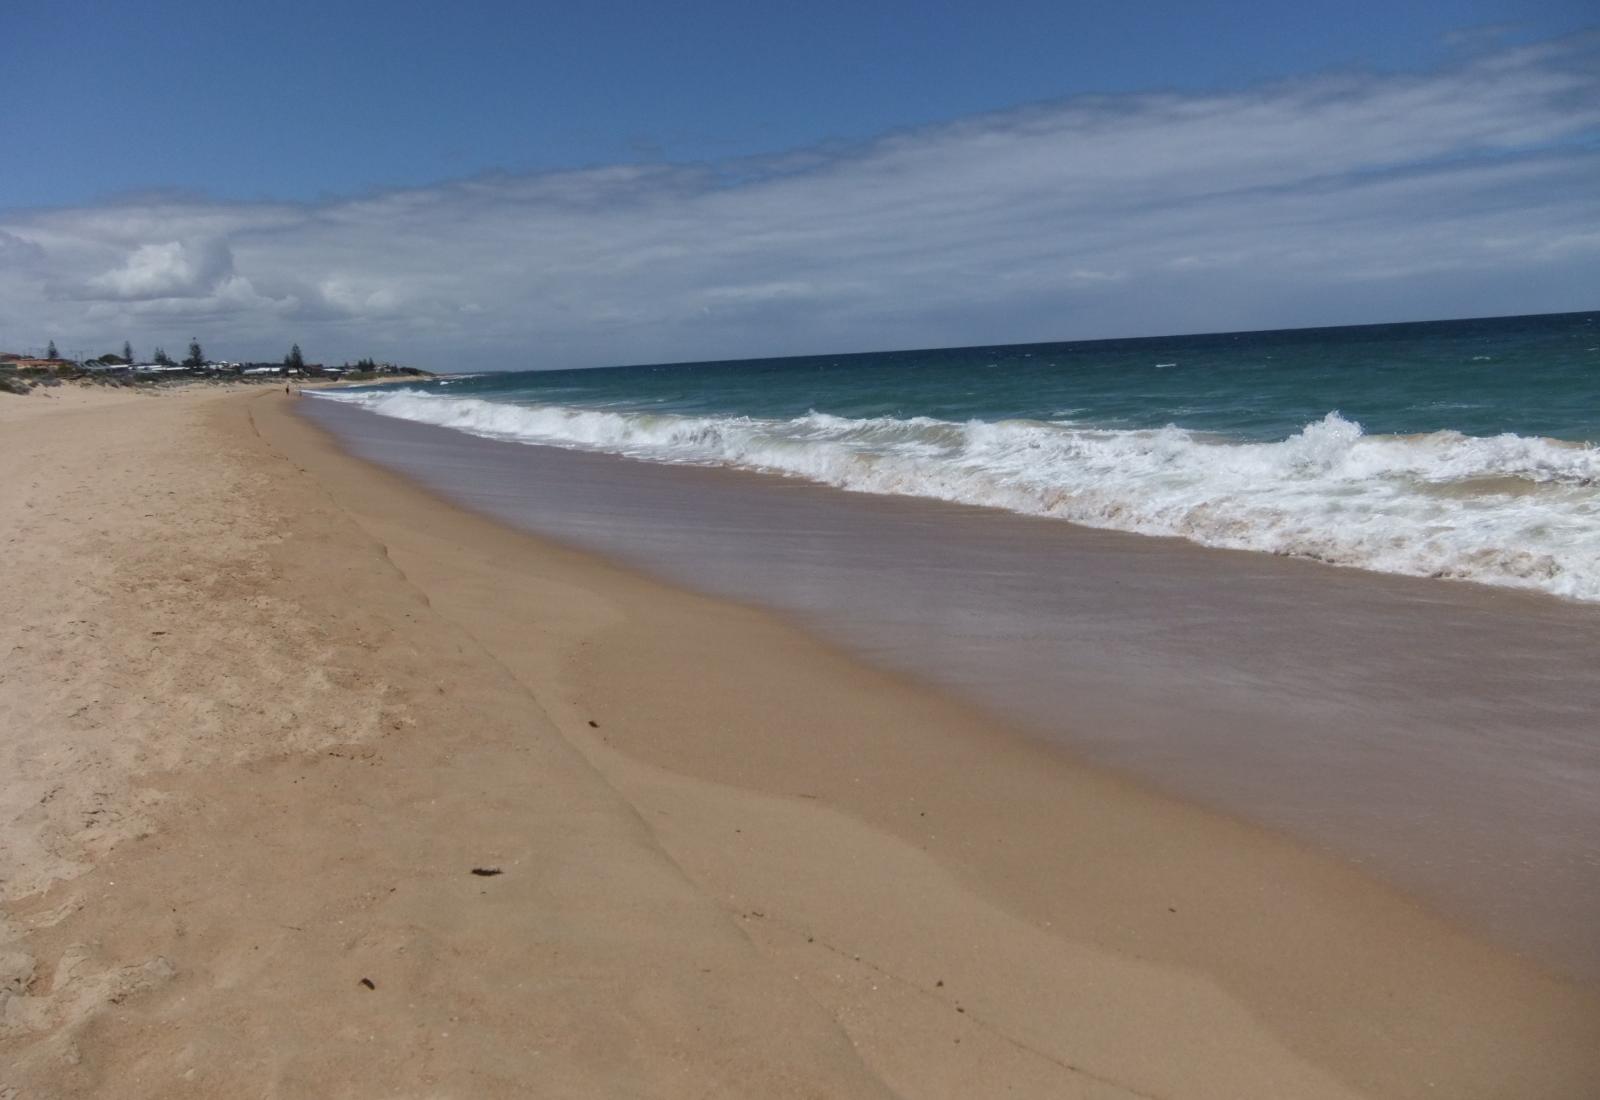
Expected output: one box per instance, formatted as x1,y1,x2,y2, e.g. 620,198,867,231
0,335,433,395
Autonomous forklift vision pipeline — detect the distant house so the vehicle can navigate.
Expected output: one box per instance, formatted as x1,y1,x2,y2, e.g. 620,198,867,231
10,358,77,371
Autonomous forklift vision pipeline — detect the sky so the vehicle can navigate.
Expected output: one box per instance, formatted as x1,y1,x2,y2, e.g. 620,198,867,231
2,1,1597,369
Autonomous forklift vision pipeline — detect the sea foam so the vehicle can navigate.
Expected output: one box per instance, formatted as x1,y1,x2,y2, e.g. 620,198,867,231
317,389,1600,601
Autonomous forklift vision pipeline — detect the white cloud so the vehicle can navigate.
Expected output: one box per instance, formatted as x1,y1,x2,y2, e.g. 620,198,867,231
84,238,235,300
2,32,1596,367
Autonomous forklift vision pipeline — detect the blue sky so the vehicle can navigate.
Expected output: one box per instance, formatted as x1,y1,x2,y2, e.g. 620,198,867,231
2,2,1597,367
6,0,1593,208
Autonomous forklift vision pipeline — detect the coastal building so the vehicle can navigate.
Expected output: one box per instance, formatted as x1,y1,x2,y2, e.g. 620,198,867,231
7,358,79,371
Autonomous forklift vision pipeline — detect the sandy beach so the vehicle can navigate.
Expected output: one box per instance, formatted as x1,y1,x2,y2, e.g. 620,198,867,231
2,385,1597,1098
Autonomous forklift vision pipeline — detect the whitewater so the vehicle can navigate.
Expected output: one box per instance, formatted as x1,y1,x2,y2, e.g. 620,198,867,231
315,388,1600,602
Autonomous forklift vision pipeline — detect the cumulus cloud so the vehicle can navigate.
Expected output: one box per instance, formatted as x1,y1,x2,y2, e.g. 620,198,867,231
83,238,235,300
1,32,1596,368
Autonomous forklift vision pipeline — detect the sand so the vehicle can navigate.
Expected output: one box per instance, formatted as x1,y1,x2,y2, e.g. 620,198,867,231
1,385,1596,1098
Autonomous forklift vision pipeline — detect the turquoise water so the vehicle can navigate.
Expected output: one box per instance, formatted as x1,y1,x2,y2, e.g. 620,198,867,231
434,311,1600,441
321,312,1600,599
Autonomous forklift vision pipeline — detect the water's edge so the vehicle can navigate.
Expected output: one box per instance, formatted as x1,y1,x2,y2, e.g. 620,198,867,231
316,388,1600,603
302,396,1600,984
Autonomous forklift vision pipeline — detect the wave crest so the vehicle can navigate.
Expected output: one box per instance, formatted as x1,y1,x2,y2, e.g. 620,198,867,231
317,390,1600,601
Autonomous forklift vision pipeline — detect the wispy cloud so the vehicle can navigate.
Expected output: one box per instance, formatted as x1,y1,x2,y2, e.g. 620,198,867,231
2,32,1596,367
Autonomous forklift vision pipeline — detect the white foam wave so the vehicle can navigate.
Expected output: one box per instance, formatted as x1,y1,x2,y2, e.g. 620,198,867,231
316,390,1600,601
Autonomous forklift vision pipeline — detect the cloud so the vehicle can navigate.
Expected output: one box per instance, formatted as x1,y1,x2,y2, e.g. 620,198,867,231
82,238,235,300
0,229,45,267
2,32,1597,367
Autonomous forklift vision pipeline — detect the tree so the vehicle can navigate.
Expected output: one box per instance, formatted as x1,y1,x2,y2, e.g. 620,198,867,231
284,343,305,371
46,340,58,359
184,339,205,368
153,347,172,365
123,341,133,364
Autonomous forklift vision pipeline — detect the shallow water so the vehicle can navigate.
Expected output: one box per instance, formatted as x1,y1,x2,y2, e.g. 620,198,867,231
305,398,1600,983
322,311,1600,600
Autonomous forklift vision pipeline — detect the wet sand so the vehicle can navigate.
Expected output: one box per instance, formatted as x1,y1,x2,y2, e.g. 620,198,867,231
305,396,1600,984
2,386,1597,1097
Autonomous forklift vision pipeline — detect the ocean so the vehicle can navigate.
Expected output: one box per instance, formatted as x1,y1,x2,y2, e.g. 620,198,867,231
303,311,1600,981
321,311,1600,601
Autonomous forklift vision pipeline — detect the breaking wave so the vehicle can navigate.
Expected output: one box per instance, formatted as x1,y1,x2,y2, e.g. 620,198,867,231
317,389,1600,601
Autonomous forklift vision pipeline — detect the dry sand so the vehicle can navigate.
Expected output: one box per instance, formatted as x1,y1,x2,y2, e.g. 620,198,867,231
1,385,1596,1098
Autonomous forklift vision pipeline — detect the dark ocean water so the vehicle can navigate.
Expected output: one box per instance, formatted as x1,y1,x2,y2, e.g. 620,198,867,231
322,312,1600,599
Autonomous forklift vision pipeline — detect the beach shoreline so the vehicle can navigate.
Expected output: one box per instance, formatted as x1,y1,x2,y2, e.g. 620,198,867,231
3,386,1596,1097
304,388,1600,985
